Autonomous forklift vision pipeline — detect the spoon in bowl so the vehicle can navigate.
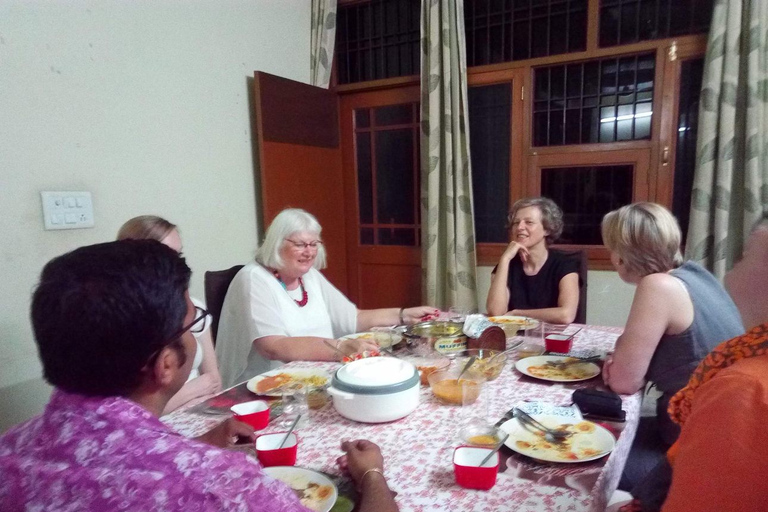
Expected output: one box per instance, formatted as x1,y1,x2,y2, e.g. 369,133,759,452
457,356,477,380
479,433,510,466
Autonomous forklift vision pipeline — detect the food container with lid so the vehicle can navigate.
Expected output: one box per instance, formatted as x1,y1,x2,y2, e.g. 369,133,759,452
327,357,420,423
404,320,467,355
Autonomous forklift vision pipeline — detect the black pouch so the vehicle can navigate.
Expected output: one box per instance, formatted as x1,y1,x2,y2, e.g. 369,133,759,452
572,388,626,422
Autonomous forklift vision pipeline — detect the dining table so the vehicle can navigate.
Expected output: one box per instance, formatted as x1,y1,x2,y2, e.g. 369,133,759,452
163,324,642,512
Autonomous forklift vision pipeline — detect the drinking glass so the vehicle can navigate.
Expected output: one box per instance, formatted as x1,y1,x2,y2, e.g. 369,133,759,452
279,383,310,429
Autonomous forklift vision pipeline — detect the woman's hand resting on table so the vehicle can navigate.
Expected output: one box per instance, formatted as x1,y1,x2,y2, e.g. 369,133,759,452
337,337,380,357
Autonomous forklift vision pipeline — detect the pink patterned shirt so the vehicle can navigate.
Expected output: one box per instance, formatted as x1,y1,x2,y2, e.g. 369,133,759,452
0,389,310,511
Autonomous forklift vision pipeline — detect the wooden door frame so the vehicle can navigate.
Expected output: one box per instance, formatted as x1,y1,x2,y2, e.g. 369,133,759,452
338,86,422,304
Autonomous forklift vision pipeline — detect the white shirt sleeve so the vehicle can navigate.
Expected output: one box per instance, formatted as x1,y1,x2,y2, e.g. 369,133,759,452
314,270,358,337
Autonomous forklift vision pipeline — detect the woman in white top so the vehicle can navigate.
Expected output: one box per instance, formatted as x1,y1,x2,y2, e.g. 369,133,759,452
117,216,222,413
216,208,438,387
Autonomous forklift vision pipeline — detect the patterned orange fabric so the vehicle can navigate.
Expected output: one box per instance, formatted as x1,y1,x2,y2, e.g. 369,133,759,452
667,323,768,426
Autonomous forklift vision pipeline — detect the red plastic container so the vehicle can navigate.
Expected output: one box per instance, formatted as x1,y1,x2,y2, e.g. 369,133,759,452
453,446,499,490
231,400,270,430
255,432,299,467
545,334,573,353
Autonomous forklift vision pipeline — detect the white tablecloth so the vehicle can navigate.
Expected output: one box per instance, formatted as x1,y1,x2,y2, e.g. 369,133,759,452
163,325,641,512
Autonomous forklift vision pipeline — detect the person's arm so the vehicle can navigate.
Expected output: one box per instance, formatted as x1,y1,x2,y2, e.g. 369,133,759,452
163,329,223,414
254,335,379,362
509,272,579,324
356,306,438,331
603,274,679,394
486,242,528,316
662,372,768,511
337,440,399,512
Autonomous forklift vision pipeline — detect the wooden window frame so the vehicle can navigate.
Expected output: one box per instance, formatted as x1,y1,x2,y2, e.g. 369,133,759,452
334,0,709,270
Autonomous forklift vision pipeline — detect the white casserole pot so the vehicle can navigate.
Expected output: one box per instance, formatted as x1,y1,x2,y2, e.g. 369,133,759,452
328,357,420,423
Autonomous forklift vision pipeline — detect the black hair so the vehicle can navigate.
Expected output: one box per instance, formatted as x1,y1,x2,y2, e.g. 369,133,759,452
31,239,192,396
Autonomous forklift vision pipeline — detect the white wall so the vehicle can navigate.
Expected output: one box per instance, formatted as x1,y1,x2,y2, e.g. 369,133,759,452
0,0,310,429
475,266,636,327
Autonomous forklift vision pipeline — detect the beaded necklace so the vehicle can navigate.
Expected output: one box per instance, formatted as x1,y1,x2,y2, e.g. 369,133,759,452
271,269,308,307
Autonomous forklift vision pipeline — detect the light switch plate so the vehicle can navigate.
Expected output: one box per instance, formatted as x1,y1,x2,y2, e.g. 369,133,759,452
41,191,95,230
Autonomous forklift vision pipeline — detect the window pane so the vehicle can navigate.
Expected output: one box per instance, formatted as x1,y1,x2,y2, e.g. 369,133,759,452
673,58,705,243
533,53,655,146
374,104,413,126
542,165,634,245
378,228,416,246
468,83,512,243
599,0,713,47
375,128,415,224
360,227,374,245
356,131,373,224
465,0,587,66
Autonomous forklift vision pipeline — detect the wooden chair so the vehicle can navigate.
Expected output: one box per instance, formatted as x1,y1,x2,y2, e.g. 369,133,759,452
204,265,244,345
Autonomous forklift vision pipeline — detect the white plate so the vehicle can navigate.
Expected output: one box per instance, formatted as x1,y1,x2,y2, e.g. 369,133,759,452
487,315,540,330
246,368,330,397
515,355,601,382
264,466,338,512
340,331,402,349
500,415,616,463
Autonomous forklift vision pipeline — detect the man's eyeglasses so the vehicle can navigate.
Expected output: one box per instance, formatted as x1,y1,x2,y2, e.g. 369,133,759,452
285,239,323,250
144,306,209,367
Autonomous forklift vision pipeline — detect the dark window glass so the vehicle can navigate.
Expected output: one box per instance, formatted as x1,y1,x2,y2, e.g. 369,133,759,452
356,129,374,224
355,103,420,246
599,0,714,47
336,0,421,84
468,83,512,243
542,165,634,245
465,0,587,67
533,53,655,146
673,58,705,243
374,104,413,126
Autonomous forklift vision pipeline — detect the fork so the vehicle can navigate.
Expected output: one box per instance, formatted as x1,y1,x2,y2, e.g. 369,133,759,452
544,355,602,369
514,408,573,443
494,407,517,427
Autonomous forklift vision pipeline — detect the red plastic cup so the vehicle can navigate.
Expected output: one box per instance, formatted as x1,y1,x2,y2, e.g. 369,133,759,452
255,432,299,467
230,400,270,430
545,334,573,353
453,446,499,490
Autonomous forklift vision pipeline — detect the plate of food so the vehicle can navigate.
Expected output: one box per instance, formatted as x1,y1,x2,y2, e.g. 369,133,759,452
487,315,540,331
515,355,601,382
500,415,616,463
247,368,331,396
264,466,338,512
340,330,402,349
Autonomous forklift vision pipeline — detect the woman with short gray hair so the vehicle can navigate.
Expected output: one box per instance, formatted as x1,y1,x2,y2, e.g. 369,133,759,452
486,197,581,324
216,208,437,387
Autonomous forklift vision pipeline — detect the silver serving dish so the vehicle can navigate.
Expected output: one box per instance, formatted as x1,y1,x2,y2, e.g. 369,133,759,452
404,320,467,355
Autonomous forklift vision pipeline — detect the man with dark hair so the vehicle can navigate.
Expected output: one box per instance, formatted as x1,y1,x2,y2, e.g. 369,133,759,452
0,240,398,512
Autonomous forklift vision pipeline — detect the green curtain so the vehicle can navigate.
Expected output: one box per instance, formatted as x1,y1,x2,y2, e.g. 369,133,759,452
310,0,337,88
420,0,478,310
686,0,768,278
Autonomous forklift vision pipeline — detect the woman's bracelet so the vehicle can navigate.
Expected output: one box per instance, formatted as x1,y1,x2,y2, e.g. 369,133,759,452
360,467,385,487
398,307,405,325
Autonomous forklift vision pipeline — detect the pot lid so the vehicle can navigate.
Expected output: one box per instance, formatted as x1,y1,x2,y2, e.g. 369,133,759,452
405,321,463,337
332,357,418,395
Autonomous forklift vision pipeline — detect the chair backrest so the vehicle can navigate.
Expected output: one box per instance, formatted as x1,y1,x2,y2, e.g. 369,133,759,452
561,249,588,324
204,265,244,344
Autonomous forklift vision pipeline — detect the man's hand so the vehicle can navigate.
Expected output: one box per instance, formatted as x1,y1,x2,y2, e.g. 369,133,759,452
194,418,256,449
336,439,385,485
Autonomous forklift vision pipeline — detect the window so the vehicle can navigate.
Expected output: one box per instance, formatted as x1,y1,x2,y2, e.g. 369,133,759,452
599,0,714,47
469,83,512,243
465,0,588,66
355,103,420,246
336,0,421,84
533,53,655,146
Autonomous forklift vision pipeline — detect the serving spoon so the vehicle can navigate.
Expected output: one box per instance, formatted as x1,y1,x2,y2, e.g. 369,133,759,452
457,356,477,380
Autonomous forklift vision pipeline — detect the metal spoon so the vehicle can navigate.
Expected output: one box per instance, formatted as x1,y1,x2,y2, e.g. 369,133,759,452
514,408,572,443
323,338,347,359
479,433,510,466
457,356,477,380
279,414,302,448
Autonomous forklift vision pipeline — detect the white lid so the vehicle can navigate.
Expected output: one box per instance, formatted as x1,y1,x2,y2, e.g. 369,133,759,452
335,357,416,388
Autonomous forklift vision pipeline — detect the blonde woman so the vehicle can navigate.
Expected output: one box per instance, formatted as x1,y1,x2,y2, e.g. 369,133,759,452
600,202,743,497
117,216,222,414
